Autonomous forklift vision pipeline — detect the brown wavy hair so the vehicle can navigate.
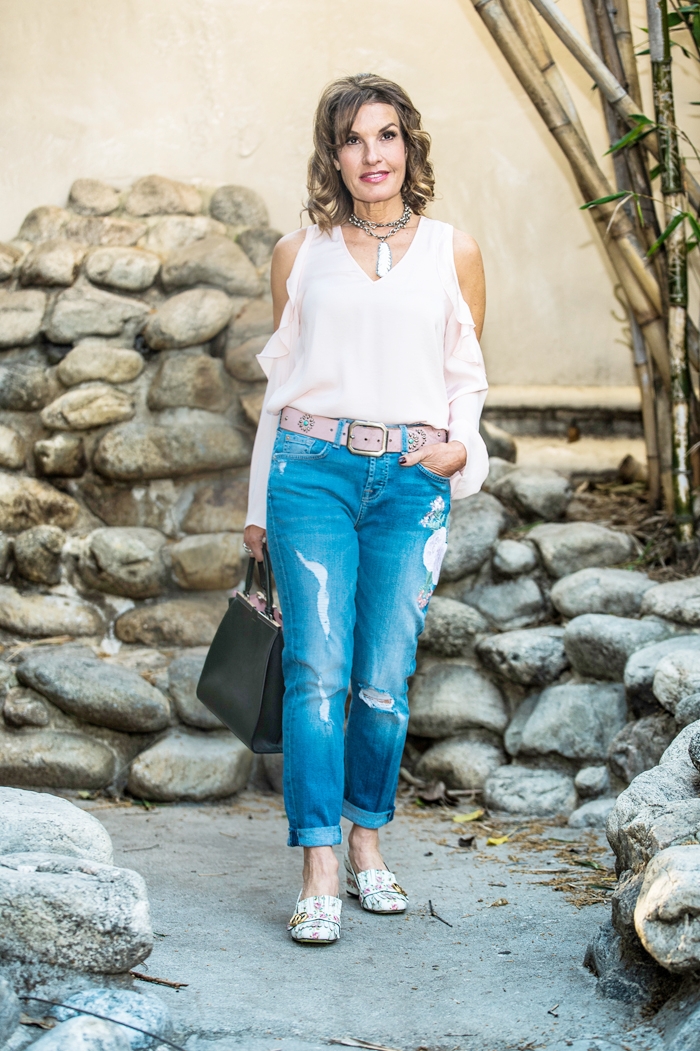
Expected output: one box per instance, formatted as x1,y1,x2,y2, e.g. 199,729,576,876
306,74,435,232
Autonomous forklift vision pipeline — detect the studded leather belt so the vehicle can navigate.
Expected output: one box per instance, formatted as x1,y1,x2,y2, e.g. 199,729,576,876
280,406,448,458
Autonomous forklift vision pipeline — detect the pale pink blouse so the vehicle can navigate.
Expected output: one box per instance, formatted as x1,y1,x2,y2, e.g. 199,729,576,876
245,216,489,529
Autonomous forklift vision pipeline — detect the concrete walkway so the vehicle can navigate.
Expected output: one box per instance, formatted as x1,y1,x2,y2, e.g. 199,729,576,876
84,792,663,1051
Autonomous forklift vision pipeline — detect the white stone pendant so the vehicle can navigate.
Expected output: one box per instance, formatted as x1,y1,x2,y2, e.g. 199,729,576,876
376,241,392,278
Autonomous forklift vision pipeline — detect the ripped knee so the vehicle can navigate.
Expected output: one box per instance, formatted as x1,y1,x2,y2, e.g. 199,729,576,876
359,686,396,713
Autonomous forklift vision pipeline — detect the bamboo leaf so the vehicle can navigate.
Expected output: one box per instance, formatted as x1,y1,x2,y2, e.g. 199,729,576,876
605,123,655,154
647,211,686,257
580,191,631,210
687,212,700,242
667,12,685,26
649,164,662,180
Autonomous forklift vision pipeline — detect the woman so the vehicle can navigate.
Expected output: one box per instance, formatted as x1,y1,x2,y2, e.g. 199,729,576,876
243,73,488,944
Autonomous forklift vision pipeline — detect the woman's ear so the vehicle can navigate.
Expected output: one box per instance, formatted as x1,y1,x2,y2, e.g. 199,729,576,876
333,156,341,171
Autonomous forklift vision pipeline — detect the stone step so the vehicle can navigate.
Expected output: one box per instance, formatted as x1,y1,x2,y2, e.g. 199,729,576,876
484,384,643,438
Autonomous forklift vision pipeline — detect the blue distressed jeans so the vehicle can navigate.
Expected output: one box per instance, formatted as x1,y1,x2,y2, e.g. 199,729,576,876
266,423,451,847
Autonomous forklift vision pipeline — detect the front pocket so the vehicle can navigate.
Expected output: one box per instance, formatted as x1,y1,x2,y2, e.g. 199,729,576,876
417,463,452,485
273,430,330,460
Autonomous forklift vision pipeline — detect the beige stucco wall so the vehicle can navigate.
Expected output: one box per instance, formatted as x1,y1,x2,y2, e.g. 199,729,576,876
0,0,696,388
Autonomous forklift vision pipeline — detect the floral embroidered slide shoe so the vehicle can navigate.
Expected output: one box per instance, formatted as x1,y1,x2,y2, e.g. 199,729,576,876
344,856,409,914
287,893,342,944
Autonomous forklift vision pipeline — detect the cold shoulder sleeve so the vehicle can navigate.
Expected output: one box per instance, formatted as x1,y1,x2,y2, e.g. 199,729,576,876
438,227,489,501
245,229,312,529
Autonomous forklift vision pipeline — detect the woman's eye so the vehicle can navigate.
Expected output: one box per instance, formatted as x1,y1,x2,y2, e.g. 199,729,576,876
382,131,397,140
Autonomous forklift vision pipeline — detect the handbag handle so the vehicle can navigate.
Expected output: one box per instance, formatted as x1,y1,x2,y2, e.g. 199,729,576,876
243,544,274,619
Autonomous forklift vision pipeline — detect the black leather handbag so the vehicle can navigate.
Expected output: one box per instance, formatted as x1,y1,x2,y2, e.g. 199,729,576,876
196,546,284,753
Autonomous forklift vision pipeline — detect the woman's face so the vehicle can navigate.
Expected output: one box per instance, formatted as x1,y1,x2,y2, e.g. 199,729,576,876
334,102,407,205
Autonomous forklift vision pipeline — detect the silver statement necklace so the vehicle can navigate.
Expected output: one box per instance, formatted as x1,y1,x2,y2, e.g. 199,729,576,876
347,202,412,278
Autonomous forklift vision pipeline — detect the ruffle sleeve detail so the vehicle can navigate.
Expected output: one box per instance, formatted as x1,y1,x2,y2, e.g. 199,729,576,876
437,229,486,369
256,226,313,378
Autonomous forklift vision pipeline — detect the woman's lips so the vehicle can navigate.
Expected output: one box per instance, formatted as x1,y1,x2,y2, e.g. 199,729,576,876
360,171,390,183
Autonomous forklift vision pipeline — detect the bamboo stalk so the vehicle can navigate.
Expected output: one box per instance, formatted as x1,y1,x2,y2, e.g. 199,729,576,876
527,0,700,212
629,306,661,504
500,0,587,141
473,0,664,315
607,0,643,108
648,0,695,544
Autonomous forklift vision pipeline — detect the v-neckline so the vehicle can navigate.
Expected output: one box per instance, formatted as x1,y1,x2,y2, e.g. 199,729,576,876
337,216,424,284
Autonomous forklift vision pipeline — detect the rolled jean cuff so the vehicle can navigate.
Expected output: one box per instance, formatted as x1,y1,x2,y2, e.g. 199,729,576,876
342,799,394,829
287,824,343,848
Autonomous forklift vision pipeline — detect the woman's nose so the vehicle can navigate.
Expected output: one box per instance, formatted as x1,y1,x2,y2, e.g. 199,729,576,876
362,139,381,165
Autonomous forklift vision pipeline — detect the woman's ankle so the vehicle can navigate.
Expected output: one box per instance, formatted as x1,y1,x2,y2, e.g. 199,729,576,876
302,846,339,898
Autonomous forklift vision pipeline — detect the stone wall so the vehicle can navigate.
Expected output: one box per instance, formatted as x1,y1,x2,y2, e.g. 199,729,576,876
2,172,700,823
0,175,276,796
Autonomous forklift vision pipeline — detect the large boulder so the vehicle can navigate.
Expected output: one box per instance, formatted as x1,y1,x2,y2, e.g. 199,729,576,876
45,284,150,344
34,433,86,478
551,567,656,619
490,466,571,521
0,586,103,637
226,298,273,344
115,597,226,647
461,577,546,631
57,342,144,386
608,714,678,784
419,596,488,657
237,226,282,267
415,733,506,789
476,626,568,687
209,184,269,227
568,797,617,829
0,290,46,346
20,240,86,286
0,852,152,972
634,845,700,973
484,765,577,816
518,682,627,762
564,614,673,680
41,384,135,431
161,235,261,297
170,532,244,590
653,649,700,716
68,178,121,216
93,422,251,481
147,353,232,412
140,214,226,254
0,977,20,1048
127,730,252,801
85,246,161,292
28,1016,131,1051
181,470,250,533
408,663,508,737
640,576,700,626
125,174,201,216
17,646,170,733
167,652,222,730
491,538,537,577
141,288,233,350
527,522,637,579
625,636,700,717
440,492,507,580
78,527,169,598
13,525,64,584
52,988,172,1050
224,335,268,382
0,425,25,470
0,728,116,789
0,786,113,862
0,361,49,410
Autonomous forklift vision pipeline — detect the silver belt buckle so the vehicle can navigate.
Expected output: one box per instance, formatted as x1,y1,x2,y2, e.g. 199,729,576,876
347,420,389,457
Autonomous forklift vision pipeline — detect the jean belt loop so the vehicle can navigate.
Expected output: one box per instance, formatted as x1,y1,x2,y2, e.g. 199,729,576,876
400,425,409,454
333,419,347,449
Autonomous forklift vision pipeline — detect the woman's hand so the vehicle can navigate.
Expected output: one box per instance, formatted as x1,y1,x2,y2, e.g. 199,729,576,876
243,524,267,562
399,440,467,477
